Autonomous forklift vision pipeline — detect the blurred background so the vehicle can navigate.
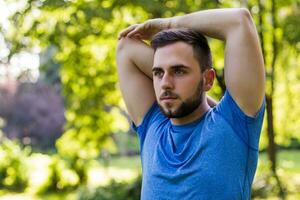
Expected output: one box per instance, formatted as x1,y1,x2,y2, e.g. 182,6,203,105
0,0,299,199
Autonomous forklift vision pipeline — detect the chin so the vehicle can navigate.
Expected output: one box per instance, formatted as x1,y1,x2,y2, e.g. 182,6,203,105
162,102,178,111
162,106,180,117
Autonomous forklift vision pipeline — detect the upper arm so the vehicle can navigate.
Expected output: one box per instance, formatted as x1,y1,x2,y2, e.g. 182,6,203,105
224,9,265,117
116,38,156,125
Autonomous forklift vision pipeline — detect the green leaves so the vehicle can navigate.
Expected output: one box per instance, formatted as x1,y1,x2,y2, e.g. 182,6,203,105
2,0,299,161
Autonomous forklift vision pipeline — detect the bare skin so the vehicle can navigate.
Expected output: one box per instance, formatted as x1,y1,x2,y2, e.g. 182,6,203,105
152,42,214,125
117,8,265,126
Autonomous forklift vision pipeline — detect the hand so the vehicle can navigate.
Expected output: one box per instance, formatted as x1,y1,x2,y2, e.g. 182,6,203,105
118,18,172,40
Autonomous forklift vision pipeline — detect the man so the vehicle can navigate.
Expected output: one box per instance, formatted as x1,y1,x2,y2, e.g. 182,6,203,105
116,8,265,200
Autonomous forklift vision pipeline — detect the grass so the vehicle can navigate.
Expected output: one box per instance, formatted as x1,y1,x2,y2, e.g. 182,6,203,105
0,150,299,199
253,150,300,199
98,155,141,172
0,190,77,200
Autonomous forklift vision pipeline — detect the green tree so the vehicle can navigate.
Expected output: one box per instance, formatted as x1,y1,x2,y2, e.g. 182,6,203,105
1,0,299,191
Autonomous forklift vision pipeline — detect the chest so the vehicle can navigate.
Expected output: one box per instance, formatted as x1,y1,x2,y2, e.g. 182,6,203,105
141,119,251,186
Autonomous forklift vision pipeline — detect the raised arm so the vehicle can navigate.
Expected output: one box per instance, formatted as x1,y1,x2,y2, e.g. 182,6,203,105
172,8,265,116
116,38,155,125
121,8,265,117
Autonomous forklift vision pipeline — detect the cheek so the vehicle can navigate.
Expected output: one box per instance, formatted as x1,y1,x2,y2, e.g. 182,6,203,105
176,78,199,96
153,81,160,96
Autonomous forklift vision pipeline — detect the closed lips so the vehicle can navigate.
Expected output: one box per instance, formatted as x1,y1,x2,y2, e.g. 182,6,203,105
160,96,177,100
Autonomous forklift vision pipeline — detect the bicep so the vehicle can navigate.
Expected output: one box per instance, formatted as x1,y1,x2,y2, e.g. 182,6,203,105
224,13,265,117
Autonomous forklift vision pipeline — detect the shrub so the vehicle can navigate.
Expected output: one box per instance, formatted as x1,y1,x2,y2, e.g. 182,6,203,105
77,175,142,200
0,82,65,150
36,155,80,194
0,138,30,191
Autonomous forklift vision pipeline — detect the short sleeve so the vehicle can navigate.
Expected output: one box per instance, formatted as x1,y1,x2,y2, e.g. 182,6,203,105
215,90,266,150
131,101,164,144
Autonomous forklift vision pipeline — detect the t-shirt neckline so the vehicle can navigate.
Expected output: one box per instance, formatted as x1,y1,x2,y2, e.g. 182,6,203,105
170,109,211,132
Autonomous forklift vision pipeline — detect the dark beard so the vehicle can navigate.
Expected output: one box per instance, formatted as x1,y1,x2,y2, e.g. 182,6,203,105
158,80,204,118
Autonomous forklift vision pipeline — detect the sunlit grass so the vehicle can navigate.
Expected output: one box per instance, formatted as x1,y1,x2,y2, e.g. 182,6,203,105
0,190,77,200
26,153,52,193
86,155,141,186
88,166,140,187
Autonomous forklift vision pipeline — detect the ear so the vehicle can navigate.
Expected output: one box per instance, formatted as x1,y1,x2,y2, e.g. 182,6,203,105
203,69,215,91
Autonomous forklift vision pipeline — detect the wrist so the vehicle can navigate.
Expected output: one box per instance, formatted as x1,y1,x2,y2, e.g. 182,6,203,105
169,16,180,29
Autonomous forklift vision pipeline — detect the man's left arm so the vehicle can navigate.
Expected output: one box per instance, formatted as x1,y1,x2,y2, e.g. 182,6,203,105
223,10,265,117
172,8,265,117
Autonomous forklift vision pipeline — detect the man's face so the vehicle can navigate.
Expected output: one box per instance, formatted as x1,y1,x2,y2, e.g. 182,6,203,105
152,42,204,118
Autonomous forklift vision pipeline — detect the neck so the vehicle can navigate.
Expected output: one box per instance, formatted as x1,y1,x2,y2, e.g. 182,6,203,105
171,98,210,125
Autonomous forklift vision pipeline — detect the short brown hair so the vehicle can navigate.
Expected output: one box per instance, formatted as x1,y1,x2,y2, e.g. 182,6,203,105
151,28,212,72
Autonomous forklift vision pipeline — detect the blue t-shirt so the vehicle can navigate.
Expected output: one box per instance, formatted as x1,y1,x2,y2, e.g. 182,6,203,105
132,90,265,200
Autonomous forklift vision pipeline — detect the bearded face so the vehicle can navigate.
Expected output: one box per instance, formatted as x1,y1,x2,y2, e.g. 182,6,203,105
158,79,204,118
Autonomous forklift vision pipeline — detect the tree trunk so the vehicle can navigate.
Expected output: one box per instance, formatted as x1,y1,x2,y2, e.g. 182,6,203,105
266,95,285,198
258,0,285,197
265,96,276,172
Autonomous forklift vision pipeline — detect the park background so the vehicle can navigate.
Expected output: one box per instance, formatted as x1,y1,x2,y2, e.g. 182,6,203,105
0,0,299,199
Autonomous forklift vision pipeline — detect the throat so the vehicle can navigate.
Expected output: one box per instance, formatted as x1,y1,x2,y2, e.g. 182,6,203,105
171,101,210,125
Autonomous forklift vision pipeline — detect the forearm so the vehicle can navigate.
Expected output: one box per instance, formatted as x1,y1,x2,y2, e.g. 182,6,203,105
170,8,253,41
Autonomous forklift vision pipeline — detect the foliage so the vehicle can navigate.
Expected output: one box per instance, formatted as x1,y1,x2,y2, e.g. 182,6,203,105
248,0,300,150
0,0,299,197
0,137,30,191
3,0,137,160
2,0,297,154
76,175,141,200
37,155,80,194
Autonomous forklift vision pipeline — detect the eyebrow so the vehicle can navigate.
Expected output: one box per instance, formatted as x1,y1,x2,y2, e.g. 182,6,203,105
152,64,190,72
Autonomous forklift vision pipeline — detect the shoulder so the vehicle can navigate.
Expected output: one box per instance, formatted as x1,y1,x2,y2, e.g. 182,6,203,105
215,90,265,123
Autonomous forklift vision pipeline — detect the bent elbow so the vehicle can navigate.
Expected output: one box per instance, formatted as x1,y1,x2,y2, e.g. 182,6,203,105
239,8,252,20
236,8,254,27
116,37,129,54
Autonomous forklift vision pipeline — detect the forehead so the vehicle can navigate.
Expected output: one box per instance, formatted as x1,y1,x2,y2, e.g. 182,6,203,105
153,41,199,70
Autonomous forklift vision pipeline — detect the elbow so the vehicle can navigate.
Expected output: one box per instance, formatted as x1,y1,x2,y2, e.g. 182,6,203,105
236,8,253,26
116,37,129,54
116,37,141,59
116,37,138,56
238,8,252,20
116,37,134,69
226,8,255,37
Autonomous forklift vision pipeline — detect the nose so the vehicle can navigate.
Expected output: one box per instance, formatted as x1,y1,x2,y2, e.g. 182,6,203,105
161,73,174,90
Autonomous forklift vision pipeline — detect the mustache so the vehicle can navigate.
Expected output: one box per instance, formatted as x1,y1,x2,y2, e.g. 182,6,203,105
159,91,179,99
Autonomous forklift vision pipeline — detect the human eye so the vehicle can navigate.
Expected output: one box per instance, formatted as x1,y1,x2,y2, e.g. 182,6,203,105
153,69,163,77
174,68,185,75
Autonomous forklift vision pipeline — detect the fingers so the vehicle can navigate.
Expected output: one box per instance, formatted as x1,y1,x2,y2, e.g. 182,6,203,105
133,33,142,40
127,26,141,38
118,24,139,39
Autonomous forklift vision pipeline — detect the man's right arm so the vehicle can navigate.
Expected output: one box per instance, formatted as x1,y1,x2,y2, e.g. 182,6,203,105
116,38,156,126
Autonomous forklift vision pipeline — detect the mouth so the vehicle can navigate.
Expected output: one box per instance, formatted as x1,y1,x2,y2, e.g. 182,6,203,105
159,97,178,104
159,91,179,103
160,97,177,100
